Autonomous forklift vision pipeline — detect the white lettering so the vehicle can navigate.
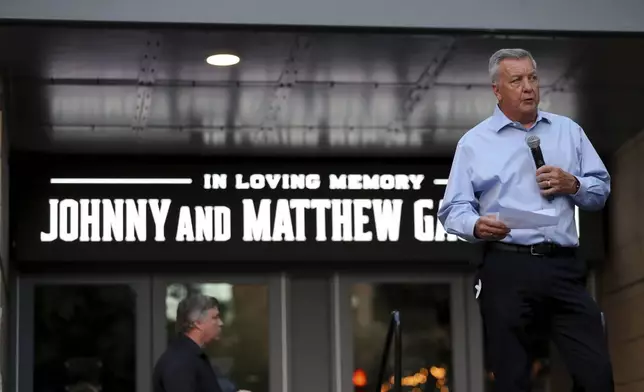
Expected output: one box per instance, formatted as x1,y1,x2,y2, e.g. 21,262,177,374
177,206,231,242
414,199,435,241
102,199,124,241
203,174,227,189
59,199,79,242
241,199,404,242
40,199,60,242
310,199,331,241
125,200,147,241
149,199,171,241
176,206,194,241
329,174,424,190
372,199,403,241
352,199,372,241
40,198,172,243
413,199,459,242
236,174,321,190
331,199,353,241
79,199,101,242
242,199,272,241
290,199,309,241
273,200,295,241
195,206,213,241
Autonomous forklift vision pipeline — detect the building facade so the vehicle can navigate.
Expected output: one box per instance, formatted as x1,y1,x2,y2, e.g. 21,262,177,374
2,2,644,391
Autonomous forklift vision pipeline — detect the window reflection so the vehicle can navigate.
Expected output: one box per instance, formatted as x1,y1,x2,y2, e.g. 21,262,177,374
33,285,136,392
351,283,452,392
166,283,269,392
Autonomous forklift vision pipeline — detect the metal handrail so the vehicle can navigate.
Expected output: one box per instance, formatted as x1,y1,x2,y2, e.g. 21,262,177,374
375,310,402,392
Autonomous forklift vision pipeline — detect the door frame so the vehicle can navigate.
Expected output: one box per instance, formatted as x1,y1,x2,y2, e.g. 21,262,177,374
332,272,481,392
151,273,288,392
14,274,153,392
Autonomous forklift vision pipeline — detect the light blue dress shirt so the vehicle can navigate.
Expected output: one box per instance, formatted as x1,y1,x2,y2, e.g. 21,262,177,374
437,105,610,246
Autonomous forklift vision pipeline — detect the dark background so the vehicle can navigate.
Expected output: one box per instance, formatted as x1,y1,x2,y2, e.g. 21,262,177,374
9,154,605,267
10,154,478,264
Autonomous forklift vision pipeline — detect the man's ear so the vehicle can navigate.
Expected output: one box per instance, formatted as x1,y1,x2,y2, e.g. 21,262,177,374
492,83,502,102
192,319,203,331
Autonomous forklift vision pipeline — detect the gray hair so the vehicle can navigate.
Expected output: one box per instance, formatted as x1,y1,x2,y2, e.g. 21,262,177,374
175,294,220,333
488,48,537,83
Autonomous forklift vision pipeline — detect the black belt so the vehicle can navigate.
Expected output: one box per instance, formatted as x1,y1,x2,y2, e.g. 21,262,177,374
486,241,577,257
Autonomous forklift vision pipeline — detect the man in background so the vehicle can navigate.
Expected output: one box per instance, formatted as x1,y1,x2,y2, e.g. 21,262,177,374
153,294,225,392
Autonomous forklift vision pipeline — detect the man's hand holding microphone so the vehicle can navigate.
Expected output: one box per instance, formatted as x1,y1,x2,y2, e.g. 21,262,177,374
473,134,581,241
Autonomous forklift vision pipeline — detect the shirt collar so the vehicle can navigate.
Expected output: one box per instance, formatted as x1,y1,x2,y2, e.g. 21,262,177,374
489,104,551,132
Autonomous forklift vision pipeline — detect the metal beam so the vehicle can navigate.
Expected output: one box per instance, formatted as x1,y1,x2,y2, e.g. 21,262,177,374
257,35,311,131
388,37,456,132
46,124,468,132
132,34,162,132
15,77,590,91
540,43,590,99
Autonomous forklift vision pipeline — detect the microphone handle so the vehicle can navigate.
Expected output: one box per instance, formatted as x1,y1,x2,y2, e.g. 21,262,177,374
530,147,546,168
530,147,553,202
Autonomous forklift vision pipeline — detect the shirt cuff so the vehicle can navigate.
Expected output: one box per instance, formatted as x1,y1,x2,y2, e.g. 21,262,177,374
461,214,482,243
571,175,585,199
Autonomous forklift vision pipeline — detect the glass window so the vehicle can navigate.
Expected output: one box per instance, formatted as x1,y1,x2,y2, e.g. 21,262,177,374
165,283,269,392
33,285,136,392
351,282,452,392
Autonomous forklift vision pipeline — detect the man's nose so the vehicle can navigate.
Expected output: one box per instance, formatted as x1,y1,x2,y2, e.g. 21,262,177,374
522,78,534,92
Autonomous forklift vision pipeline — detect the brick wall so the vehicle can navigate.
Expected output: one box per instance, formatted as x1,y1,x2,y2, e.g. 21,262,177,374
599,129,644,392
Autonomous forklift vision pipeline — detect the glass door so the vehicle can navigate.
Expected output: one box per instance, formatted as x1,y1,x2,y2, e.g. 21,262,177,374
333,273,480,392
151,275,286,392
15,275,152,392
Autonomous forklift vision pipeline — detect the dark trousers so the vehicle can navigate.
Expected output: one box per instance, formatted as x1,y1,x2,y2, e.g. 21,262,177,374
475,247,614,392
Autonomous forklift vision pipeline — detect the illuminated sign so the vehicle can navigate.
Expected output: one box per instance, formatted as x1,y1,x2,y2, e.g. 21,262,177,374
39,174,461,243
14,158,582,263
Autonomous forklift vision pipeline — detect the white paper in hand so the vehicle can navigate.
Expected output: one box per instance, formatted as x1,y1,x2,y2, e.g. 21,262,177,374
495,205,558,229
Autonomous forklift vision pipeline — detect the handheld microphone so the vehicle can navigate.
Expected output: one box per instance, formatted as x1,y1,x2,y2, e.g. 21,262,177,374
526,135,545,168
526,135,553,201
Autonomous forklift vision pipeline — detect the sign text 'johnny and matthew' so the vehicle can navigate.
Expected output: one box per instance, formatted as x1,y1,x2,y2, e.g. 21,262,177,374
40,173,463,243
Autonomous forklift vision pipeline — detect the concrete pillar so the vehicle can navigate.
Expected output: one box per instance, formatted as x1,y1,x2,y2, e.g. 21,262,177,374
599,129,644,391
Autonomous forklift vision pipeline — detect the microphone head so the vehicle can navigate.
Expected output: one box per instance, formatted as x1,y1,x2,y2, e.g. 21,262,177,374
526,135,540,149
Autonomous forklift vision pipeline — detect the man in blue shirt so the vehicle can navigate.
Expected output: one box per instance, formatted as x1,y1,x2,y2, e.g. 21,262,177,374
438,48,614,391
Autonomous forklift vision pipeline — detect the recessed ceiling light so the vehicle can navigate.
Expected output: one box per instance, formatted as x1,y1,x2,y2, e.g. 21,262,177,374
206,54,240,66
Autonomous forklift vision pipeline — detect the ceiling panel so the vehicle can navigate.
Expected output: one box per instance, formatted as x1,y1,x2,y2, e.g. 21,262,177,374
1,24,643,157
10,84,140,127
41,127,452,156
152,30,296,82
276,83,407,129
435,36,588,87
407,86,497,128
407,86,580,128
0,26,151,80
295,33,449,84
145,84,275,128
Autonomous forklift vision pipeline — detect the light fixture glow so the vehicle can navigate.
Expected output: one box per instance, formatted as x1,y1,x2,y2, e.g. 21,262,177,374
206,54,240,66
